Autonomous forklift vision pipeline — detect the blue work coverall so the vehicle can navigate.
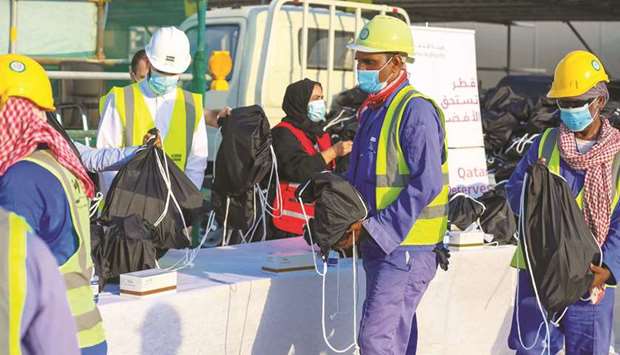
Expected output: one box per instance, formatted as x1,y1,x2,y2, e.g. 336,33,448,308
506,135,619,354
347,80,446,355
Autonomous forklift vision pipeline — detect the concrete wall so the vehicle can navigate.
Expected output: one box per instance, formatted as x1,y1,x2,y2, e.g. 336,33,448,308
419,21,620,89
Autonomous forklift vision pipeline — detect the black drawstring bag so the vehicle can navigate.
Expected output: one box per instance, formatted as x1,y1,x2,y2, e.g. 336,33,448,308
92,215,157,289
525,97,561,134
101,144,203,251
212,105,272,232
298,172,367,257
482,111,522,151
448,194,485,230
520,163,600,316
478,184,517,244
482,86,531,121
213,105,272,196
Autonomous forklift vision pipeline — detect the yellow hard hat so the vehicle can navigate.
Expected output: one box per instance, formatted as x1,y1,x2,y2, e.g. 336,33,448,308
0,54,55,111
347,15,414,62
547,50,609,99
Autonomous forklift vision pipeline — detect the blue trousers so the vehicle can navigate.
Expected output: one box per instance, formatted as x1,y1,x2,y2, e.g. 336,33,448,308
358,239,437,355
508,271,615,355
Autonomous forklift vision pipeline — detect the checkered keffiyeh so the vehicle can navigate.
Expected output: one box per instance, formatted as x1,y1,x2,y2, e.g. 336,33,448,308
0,98,94,197
558,118,620,245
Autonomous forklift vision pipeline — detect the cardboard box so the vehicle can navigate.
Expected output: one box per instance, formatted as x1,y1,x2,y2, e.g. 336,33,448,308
448,230,487,250
262,251,317,273
120,269,177,297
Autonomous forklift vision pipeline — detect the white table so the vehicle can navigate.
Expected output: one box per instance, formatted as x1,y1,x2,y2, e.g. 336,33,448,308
99,238,360,355
99,239,614,355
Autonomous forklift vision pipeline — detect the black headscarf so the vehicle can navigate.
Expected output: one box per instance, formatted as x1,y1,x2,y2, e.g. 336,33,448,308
282,78,325,138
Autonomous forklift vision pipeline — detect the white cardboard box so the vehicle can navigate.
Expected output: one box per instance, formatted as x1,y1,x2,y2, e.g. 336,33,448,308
448,230,487,250
262,251,317,273
120,269,177,297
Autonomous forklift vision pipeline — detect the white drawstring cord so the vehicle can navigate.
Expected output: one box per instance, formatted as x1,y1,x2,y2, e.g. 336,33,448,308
217,144,280,246
506,133,539,156
297,172,367,355
164,210,217,271
89,192,104,218
222,197,231,246
322,110,356,132
320,230,359,354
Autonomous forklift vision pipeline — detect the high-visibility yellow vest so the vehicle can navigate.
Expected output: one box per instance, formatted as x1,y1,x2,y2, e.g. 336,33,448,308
21,150,106,348
376,85,450,246
0,209,29,355
100,83,203,170
510,128,620,269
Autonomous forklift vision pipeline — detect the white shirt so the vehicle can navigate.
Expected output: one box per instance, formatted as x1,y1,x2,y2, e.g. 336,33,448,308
96,80,208,193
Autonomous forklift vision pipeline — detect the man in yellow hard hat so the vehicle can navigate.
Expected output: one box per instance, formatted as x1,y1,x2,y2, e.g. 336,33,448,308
343,15,449,354
506,50,618,354
0,54,107,354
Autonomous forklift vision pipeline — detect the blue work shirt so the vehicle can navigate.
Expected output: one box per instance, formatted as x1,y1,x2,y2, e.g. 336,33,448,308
347,81,446,255
0,162,77,266
0,146,137,266
75,142,139,173
507,136,620,285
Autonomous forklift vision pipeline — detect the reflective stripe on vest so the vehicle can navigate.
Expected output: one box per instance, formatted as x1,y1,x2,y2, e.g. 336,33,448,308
21,151,105,348
510,128,620,269
0,210,28,355
376,85,450,246
103,84,203,170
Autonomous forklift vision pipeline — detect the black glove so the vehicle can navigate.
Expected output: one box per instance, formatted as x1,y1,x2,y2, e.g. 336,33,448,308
433,245,451,271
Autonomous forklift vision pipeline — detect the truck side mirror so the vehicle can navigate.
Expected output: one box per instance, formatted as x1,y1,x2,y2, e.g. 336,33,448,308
208,51,233,91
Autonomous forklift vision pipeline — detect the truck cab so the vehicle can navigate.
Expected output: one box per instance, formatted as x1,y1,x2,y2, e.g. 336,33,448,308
179,0,410,127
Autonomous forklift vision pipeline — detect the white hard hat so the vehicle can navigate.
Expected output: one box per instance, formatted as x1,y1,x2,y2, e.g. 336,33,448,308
145,27,192,74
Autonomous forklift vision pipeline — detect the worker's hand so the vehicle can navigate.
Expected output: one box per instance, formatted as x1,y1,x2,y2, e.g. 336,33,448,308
537,157,547,165
590,264,611,291
333,140,353,157
334,220,365,250
206,107,232,128
217,106,232,119
143,132,162,148
433,245,451,271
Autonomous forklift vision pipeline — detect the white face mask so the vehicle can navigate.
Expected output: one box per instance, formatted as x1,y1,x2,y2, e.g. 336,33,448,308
307,99,327,122
147,71,180,96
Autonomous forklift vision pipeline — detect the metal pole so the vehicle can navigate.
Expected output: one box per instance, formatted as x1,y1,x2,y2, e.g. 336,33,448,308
300,0,309,80
565,21,595,54
506,23,511,75
192,0,208,97
191,0,207,248
326,4,335,108
46,71,193,81
95,0,106,60
9,0,18,53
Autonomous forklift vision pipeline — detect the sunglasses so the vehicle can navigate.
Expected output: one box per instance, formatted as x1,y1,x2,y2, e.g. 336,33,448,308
556,98,596,109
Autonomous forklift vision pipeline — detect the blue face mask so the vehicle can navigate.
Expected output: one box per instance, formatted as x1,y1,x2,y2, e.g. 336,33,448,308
559,103,594,132
307,99,326,122
356,57,393,94
148,71,179,96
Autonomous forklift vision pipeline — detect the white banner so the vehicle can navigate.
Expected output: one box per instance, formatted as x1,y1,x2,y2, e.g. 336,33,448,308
448,147,490,197
407,26,489,195
407,26,484,149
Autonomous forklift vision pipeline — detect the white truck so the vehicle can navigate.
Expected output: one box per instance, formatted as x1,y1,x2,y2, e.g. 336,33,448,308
179,0,410,128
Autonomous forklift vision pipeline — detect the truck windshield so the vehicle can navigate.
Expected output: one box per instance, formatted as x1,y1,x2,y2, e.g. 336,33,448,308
186,24,240,86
